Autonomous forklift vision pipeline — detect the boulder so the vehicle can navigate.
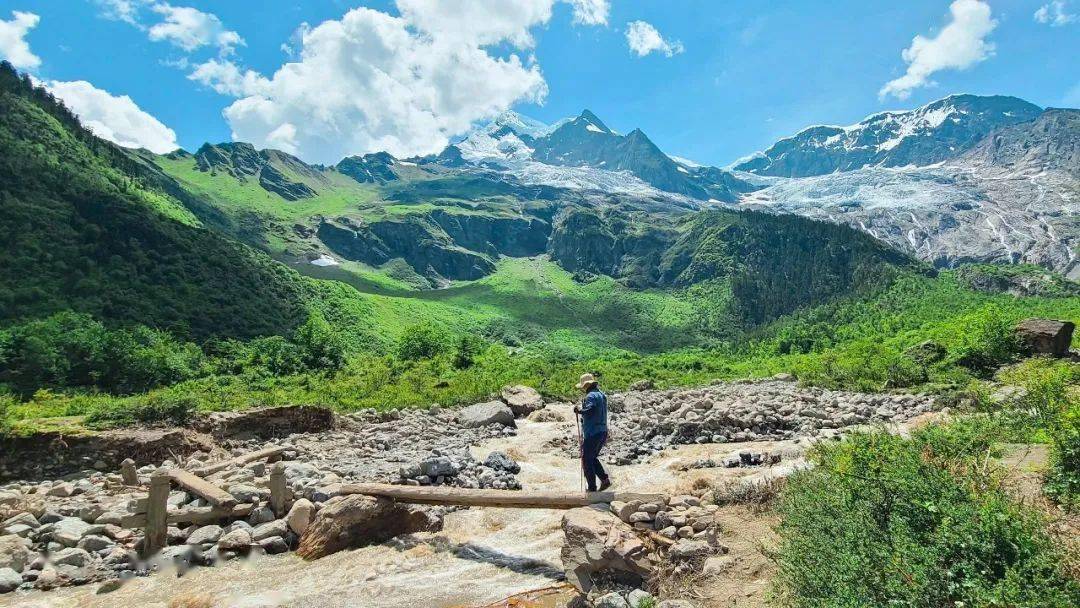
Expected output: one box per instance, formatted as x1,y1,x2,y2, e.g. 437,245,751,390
483,451,521,474
286,499,315,536
0,535,31,572
186,525,224,546
0,567,20,593
252,519,288,542
459,401,516,428
1015,319,1075,356
52,548,93,568
51,518,93,547
501,385,544,417
217,529,252,551
595,592,630,608
297,495,442,560
560,505,652,596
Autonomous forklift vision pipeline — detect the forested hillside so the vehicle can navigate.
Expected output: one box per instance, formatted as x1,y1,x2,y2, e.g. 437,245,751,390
0,64,315,340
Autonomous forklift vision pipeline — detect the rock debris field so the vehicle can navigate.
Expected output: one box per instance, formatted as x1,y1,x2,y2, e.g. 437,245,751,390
0,378,937,604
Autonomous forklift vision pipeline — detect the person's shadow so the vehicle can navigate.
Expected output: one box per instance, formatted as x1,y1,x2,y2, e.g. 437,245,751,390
388,534,565,580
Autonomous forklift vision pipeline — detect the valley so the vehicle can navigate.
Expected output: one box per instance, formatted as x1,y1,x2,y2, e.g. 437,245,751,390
1,56,1079,608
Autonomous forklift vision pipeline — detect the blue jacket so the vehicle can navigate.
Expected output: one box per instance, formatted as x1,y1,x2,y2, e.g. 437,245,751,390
580,389,608,437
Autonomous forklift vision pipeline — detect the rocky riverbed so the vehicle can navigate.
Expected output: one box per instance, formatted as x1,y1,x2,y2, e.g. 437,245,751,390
0,377,938,606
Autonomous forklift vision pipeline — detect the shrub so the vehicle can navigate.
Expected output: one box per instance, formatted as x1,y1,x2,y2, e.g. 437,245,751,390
773,430,1080,607
85,391,198,427
292,310,346,371
396,322,450,361
452,335,485,370
950,304,1020,374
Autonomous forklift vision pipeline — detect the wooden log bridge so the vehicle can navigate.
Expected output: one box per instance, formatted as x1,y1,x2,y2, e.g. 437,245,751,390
336,483,666,509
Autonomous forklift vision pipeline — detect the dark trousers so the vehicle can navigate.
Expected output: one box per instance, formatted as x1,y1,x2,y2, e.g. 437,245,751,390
581,431,609,491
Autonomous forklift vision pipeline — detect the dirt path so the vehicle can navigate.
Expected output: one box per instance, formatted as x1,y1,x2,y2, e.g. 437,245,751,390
1,403,796,608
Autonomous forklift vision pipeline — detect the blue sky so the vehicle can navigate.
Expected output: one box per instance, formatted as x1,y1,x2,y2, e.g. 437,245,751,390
1,0,1077,166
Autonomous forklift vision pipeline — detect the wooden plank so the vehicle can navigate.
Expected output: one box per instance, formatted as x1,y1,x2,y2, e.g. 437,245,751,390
269,462,287,517
142,473,170,557
121,503,254,528
192,446,291,477
165,468,237,509
335,484,666,509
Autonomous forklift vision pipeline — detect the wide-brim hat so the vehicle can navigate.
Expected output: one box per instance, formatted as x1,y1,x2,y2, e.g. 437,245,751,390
575,373,597,390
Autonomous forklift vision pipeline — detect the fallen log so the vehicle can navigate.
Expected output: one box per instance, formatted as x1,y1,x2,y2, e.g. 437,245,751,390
122,503,254,528
165,469,237,509
335,484,666,509
192,445,291,477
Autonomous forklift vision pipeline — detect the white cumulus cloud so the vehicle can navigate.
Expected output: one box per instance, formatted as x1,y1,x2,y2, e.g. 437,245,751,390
879,0,997,100
188,58,268,97
95,0,145,26
625,20,683,57
213,3,556,164
1034,1,1077,26
566,0,609,26
0,10,41,69
148,3,243,54
46,80,179,153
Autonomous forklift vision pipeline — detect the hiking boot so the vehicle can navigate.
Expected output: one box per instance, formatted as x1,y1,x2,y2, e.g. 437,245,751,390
598,478,612,491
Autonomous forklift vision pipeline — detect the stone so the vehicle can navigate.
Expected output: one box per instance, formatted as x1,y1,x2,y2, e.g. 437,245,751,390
0,535,32,572
595,592,630,608
657,601,697,608
46,483,74,498
216,529,251,551
560,505,652,596
186,525,223,546
258,536,289,555
96,579,125,594
227,484,264,504
52,518,94,547
52,548,93,568
1015,319,1075,356
458,401,516,428
248,506,276,525
76,535,114,553
501,385,544,417
286,499,315,536
3,513,39,530
483,451,521,474
627,589,656,608
0,567,21,593
669,539,712,564
702,555,736,575
252,519,288,541
628,512,653,523
297,495,442,560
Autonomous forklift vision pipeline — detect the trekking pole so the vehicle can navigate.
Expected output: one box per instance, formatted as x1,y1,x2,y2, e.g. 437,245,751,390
575,411,584,493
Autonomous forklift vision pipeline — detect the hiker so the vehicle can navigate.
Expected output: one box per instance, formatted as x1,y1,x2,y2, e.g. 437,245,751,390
574,373,611,492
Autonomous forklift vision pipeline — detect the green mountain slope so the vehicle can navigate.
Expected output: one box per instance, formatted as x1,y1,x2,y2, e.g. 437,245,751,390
0,63,320,340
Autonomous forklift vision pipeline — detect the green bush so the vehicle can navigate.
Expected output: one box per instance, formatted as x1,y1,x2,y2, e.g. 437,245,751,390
85,390,198,427
396,322,450,361
292,310,347,372
950,304,1020,374
452,335,485,370
773,429,1080,607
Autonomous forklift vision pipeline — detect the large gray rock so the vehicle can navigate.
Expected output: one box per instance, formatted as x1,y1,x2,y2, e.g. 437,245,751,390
186,525,223,546
0,567,21,593
52,548,93,568
1016,319,1075,356
217,529,252,551
459,401,516,428
0,535,31,572
252,519,288,541
501,385,544,417
561,505,652,595
286,499,315,536
51,518,93,547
